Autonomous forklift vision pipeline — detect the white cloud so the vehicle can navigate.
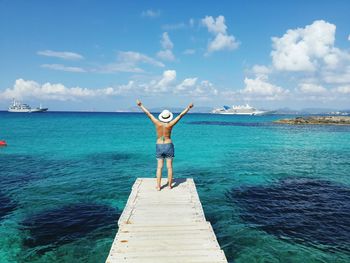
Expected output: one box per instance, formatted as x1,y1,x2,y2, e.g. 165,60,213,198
157,50,175,61
202,15,239,53
1,71,220,103
118,51,164,67
41,64,86,73
176,78,198,91
183,49,196,55
202,15,227,34
322,66,350,84
98,51,164,73
160,32,173,49
0,79,139,101
298,83,327,94
348,34,350,41
157,32,175,61
1,79,94,101
142,71,218,99
240,75,288,100
37,50,84,60
271,20,336,71
191,80,218,97
333,85,350,94
141,9,160,18
174,77,218,99
150,70,177,92
252,65,272,75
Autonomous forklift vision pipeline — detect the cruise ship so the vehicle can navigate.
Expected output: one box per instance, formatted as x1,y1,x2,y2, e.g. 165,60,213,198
8,99,48,113
212,104,272,115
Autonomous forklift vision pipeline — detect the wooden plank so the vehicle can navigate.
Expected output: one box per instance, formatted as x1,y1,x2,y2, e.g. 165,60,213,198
106,178,228,263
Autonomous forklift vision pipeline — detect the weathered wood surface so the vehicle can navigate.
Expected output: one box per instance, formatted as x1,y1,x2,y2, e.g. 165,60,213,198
106,178,228,263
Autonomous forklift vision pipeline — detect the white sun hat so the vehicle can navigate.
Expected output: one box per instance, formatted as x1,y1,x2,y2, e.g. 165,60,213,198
158,109,173,123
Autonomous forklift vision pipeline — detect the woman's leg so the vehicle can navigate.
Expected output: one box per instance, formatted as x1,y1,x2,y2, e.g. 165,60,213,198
156,159,164,190
166,158,173,189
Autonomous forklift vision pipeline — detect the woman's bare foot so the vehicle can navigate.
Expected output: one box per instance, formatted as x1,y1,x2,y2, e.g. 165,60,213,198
156,185,161,191
168,183,172,189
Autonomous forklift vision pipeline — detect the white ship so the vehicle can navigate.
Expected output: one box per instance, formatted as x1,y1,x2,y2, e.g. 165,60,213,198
212,104,272,115
8,99,48,113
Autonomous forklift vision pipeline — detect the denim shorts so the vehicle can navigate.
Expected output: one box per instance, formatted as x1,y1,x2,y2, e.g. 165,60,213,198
156,143,175,159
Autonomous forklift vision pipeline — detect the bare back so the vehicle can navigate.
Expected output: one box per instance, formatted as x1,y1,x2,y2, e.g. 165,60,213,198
155,121,173,144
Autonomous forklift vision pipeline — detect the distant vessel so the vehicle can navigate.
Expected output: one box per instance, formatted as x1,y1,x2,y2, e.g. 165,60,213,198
8,99,48,113
212,104,272,115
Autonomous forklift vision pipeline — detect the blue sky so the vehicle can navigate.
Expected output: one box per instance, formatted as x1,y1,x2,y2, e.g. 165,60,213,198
1,0,350,111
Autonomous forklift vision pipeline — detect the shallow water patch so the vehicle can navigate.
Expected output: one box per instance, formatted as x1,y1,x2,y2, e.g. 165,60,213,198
227,177,350,252
21,203,120,253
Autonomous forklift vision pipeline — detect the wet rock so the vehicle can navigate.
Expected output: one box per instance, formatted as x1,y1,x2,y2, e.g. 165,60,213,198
275,116,350,125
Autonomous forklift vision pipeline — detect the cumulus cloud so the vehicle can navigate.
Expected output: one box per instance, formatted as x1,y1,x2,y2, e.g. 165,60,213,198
0,79,139,101
37,50,84,60
157,50,175,61
1,70,220,103
251,65,272,75
176,78,198,91
297,83,327,94
98,51,164,73
333,85,350,94
41,64,86,73
141,9,160,18
271,20,337,71
1,79,95,101
237,19,350,105
157,32,175,61
174,78,218,98
322,66,350,84
240,75,289,100
147,70,177,93
202,15,239,54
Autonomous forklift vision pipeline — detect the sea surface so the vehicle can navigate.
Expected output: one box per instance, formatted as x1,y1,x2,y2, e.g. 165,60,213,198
0,111,349,263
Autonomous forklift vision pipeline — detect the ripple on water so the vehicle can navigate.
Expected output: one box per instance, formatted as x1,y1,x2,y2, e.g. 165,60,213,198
21,203,120,254
227,177,350,253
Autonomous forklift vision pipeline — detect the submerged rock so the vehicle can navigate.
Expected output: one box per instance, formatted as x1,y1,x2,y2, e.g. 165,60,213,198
21,203,120,253
275,116,350,125
228,177,350,252
0,193,17,220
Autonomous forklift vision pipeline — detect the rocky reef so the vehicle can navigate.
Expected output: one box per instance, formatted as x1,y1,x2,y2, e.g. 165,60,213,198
275,116,350,125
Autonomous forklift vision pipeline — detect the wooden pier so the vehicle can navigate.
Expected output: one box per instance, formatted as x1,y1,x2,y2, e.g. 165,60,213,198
106,178,228,263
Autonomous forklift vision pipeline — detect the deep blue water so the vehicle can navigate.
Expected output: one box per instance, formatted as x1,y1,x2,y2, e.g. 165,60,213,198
0,111,349,262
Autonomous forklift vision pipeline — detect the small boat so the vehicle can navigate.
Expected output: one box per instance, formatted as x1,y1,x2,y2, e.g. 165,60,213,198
8,99,48,113
0,140,7,147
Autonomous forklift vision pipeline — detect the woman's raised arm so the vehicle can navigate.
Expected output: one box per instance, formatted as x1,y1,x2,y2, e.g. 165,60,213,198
169,103,193,126
136,99,158,124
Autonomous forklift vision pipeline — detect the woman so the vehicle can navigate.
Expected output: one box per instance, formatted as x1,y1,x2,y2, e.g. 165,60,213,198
136,99,193,190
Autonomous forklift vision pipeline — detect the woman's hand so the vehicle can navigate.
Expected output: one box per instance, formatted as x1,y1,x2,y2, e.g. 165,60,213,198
188,103,194,109
136,99,142,106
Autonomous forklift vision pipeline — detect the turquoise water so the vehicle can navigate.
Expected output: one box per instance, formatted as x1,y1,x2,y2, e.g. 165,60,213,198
0,112,349,262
